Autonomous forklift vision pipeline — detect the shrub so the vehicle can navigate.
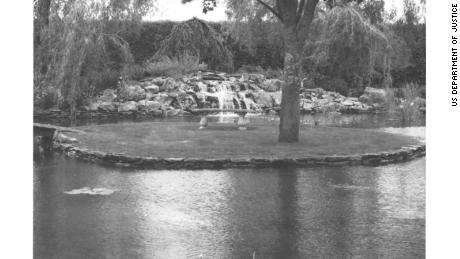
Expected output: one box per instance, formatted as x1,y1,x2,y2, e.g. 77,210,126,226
318,78,349,96
151,18,233,72
131,55,207,79
237,64,264,74
383,86,397,111
36,87,59,110
400,82,422,125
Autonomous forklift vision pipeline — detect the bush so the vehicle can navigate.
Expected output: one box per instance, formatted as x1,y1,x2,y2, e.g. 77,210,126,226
385,83,423,125
151,18,233,72
318,78,349,96
36,87,59,110
237,64,264,73
129,55,207,79
400,82,422,125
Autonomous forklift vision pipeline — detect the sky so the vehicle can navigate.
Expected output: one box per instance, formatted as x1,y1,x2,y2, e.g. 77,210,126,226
145,0,406,22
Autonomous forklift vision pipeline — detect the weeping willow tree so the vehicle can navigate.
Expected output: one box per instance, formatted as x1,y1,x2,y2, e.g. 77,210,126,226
187,0,376,142
150,18,234,72
34,0,155,118
304,5,391,95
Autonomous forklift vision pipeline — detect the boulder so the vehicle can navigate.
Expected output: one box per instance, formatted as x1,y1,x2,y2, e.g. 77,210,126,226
152,77,165,86
194,81,208,92
181,95,197,110
144,84,160,94
300,99,314,112
99,89,117,102
55,133,78,144
138,100,162,111
359,87,387,104
119,85,146,101
166,108,181,117
251,91,273,108
342,98,355,106
86,101,100,111
248,74,265,83
260,79,283,92
160,78,178,92
194,92,207,105
145,92,156,101
118,101,138,112
98,102,117,112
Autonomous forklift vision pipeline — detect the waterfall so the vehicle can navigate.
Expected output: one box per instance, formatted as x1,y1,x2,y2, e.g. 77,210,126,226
197,80,258,122
213,84,235,110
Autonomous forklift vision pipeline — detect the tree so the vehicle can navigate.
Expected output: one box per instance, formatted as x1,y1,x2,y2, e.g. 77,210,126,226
34,0,155,118
185,0,364,142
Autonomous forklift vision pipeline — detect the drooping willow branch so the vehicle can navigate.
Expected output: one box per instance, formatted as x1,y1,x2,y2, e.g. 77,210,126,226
255,0,284,22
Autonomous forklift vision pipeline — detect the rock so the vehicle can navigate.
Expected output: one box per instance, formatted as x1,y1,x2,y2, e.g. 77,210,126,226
118,101,138,112
99,89,117,102
151,77,165,86
252,91,273,108
152,93,170,104
342,98,355,106
248,83,260,91
194,92,207,104
166,109,181,117
56,133,78,144
202,72,225,81
119,85,146,101
249,73,265,83
269,92,282,107
359,87,387,104
86,102,100,111
260,79,283,92
160,78,178,92
137,100,147,111
145,92,156,101
144,84,160,94
138,100,161,111
98,102,117,112
181,95,197,110
194,81,208,92
300,99,314,112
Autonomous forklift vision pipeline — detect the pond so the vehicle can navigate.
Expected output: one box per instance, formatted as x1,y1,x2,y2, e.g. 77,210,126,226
34,113,425,258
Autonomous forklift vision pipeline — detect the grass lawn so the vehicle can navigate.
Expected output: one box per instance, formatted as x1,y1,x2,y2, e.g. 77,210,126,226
64,121,422,159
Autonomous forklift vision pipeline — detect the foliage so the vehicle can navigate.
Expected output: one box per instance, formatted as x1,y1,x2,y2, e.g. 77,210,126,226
390,0,425,87
34,0,155,113
150,18,234,72
384,82,424,126
123,21,176,63
359,0,385,25
303,6,390,95
399,82,423,125
127,55,207,79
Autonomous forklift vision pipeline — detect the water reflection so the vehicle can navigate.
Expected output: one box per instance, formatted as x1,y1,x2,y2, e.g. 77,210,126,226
34,156,424,258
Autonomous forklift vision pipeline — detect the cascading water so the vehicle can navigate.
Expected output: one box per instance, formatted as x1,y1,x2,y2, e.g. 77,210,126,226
197,79,259,123
211,83,238,122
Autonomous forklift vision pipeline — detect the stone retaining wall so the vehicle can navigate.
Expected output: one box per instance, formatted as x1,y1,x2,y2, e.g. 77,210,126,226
53,141,426,170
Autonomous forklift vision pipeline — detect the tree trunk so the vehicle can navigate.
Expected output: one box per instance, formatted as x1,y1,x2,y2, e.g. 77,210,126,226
278,27,302,143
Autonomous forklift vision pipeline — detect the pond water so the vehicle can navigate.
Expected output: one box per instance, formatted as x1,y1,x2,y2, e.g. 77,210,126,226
34,114,425,258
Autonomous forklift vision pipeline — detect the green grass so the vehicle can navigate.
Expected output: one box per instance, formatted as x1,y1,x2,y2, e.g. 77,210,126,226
65,122,421,159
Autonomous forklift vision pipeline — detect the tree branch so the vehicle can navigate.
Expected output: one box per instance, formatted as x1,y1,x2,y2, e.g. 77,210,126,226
295,0,306,25
298,0,319,31
255,0,283,22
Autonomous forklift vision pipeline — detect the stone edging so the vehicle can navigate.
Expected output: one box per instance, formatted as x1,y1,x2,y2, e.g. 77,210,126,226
53,142,426,170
